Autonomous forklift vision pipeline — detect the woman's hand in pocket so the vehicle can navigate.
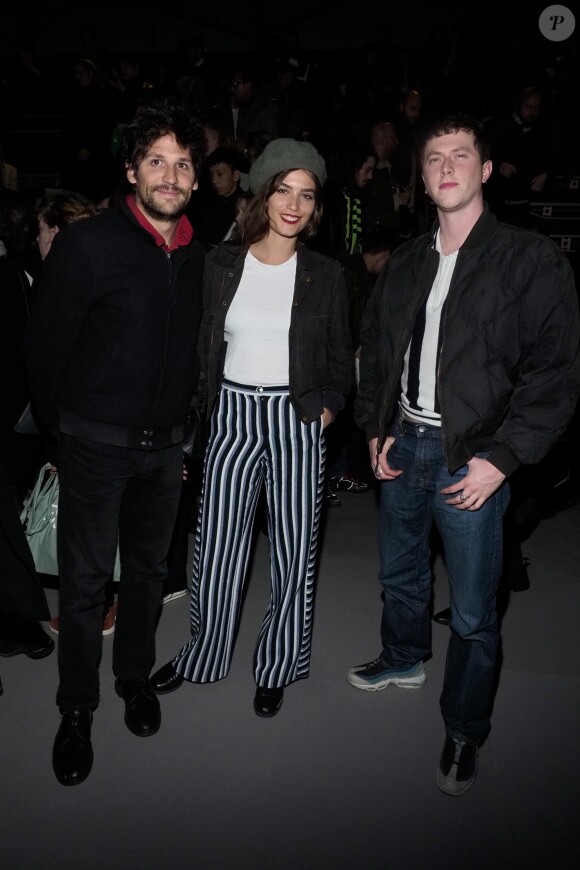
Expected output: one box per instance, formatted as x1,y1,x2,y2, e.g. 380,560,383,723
321,408,334,430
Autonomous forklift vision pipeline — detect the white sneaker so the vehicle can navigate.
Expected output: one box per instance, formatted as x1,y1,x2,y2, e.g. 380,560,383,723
348,658,426,691
437,737,478,796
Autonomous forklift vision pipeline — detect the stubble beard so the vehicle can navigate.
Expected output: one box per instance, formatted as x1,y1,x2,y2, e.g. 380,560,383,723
138,185,189,223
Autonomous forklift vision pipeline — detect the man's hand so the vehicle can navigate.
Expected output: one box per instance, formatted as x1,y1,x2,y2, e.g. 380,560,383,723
397,187,411,208
530,172,548,193
369,436,403,481
440,456,506,510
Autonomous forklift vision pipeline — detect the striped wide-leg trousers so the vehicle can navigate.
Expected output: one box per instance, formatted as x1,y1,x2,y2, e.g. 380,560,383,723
173,381,325,688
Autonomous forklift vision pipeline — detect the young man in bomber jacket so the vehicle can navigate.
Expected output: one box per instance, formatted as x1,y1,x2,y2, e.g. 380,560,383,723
349,114,580,796
25,101,206,786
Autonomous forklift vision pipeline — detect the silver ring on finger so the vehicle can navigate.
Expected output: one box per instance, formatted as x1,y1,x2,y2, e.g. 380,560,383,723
459,493,467,502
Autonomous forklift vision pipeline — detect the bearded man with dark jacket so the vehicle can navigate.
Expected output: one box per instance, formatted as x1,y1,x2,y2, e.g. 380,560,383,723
25,102,205,787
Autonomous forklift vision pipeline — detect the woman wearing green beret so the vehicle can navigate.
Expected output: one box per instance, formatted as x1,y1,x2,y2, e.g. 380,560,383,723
152,138,353,716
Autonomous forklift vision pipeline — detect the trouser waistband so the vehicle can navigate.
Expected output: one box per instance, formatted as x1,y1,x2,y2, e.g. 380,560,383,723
222,379,290,396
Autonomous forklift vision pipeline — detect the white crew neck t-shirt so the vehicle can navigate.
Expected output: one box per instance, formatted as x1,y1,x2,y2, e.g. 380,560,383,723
223,250,296,385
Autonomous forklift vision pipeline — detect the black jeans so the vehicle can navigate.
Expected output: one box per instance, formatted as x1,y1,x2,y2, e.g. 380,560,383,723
56,435,183,711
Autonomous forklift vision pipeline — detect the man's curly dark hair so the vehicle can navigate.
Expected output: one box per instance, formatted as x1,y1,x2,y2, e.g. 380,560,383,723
122,98,205,175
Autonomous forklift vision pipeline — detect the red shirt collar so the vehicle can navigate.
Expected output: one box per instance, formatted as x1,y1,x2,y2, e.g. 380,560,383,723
126,194,193,252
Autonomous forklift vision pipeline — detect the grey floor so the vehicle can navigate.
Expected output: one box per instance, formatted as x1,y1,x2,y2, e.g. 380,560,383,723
1,486,579,870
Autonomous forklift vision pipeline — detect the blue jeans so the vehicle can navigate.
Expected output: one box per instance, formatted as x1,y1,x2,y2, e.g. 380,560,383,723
377,420,510,744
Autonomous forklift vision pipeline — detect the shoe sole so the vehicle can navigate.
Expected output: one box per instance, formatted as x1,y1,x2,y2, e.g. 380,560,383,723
347,671,426,691
123,718,160,737
49,626,115,637
0,643,55,659
162,590,188,603
49,623,115,636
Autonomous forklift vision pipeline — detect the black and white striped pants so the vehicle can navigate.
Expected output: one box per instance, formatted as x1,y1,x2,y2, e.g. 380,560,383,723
173,381,325,688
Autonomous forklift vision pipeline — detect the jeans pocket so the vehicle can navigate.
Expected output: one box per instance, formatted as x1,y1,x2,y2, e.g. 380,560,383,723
385,437,403,472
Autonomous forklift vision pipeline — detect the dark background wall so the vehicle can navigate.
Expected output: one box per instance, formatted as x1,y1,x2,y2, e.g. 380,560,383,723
1,1,578,188
0,1,567,55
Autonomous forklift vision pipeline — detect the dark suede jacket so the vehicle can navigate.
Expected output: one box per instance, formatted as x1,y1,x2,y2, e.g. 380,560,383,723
355,209,580,476
25,199,205,450
199,243,354,423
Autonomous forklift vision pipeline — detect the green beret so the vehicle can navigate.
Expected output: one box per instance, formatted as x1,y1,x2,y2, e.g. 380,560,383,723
249,138,327,194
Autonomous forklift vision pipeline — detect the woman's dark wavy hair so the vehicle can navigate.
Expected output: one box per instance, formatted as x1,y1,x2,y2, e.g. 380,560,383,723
238,169,323,247
122,97,205,174
418,113,491,166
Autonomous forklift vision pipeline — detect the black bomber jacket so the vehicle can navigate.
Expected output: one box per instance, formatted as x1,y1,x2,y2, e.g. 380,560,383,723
198,242,354,423
355,209,580,476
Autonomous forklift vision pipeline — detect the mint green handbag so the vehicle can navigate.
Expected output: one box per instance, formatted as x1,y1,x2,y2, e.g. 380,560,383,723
20,463,59,575
21,464,121,580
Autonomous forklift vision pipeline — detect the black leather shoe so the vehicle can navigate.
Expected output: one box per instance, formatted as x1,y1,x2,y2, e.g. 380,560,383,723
53,710,93,786
254,686,284,717
0,626,55,659
115,677,161,736
150,661,184,695
433,607,451,626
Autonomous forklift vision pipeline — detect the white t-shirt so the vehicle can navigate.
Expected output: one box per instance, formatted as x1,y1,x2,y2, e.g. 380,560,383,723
399,231,458,426
223,250,296,385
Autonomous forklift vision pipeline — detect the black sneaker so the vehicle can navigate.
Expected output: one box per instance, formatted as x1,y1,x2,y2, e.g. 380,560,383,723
437,736,478,796
325,481,341,507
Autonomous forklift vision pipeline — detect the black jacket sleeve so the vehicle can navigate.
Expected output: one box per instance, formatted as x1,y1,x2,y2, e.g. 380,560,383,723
24,227,94,431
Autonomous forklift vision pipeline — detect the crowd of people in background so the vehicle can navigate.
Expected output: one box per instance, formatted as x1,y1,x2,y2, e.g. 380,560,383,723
1,36,577,499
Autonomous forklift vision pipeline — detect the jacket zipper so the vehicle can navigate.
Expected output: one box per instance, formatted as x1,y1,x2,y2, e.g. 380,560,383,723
150,250,178,429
